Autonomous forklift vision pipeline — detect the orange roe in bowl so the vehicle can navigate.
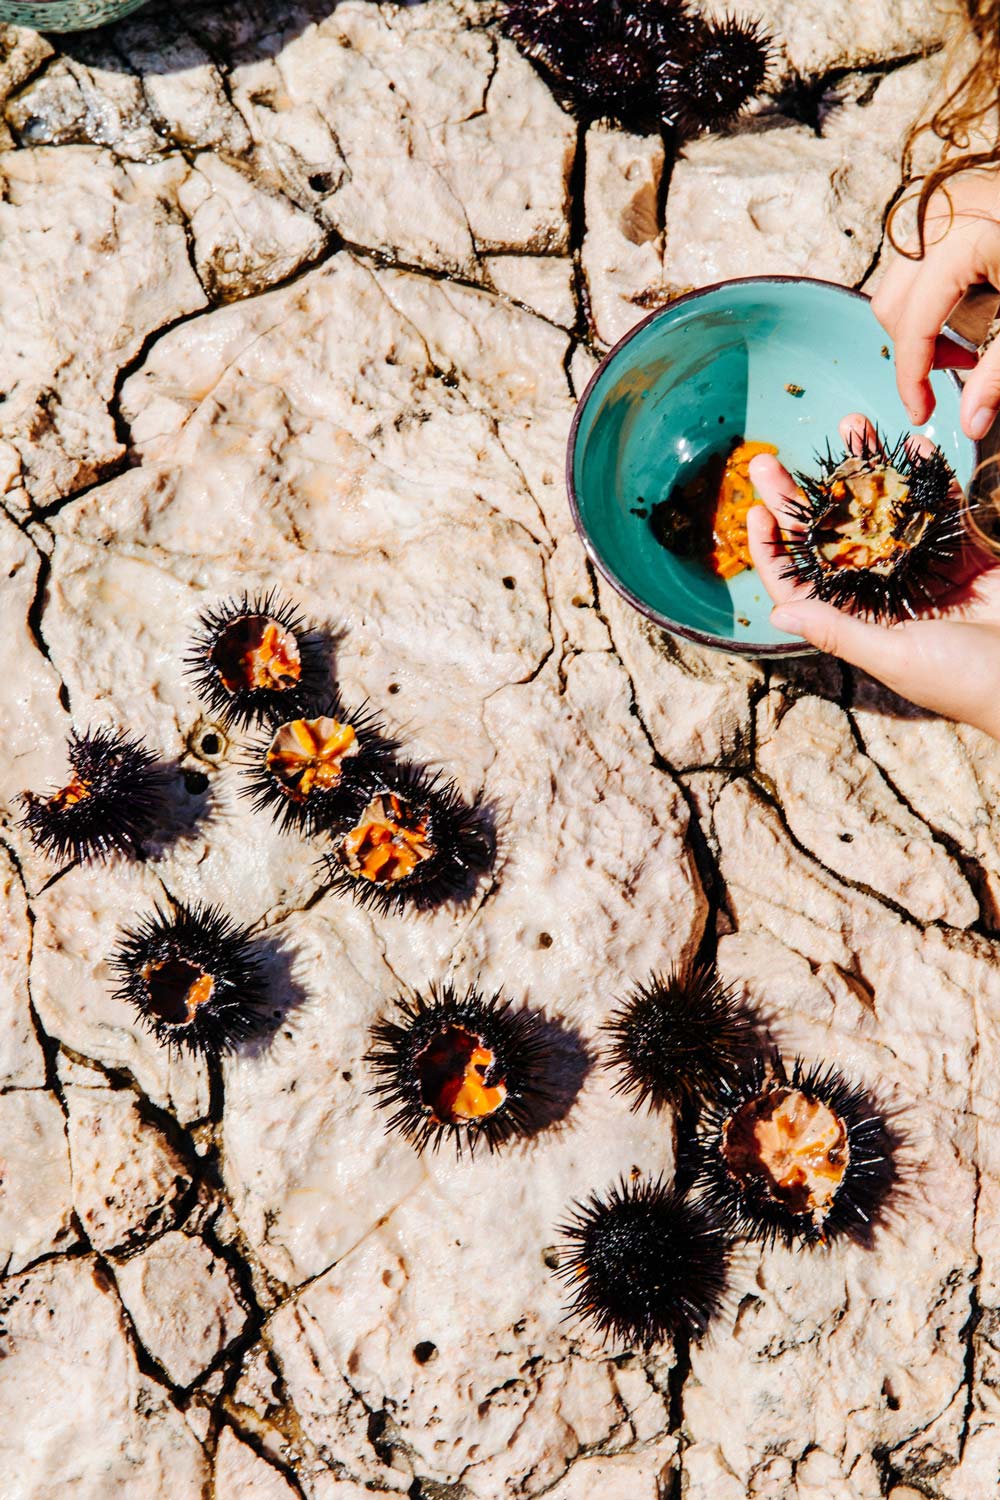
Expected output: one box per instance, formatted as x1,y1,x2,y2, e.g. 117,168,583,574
707,439,778,580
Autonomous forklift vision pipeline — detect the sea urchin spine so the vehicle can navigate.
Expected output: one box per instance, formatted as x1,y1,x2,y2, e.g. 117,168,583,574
602,964,752,1113
19,725,165,864
555,1175,731,1346
111,902,271,1055
693,1054,892,1247
185,590,326,729
366,984,550,1155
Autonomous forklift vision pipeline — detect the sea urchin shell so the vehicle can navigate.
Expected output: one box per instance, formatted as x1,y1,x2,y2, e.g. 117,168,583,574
19,726,165,864
322,763,491,915
782,433,967,623
602,964,752,1113
111,902,271,1055
658,15,773,135
240,700,397,835
555,1176,731,1345
693,1054,891,1247
185,591,326,729
366,985,550,1155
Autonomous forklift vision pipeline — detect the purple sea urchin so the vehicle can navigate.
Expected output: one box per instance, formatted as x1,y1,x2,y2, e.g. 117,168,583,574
367,985,550,1155
693,1054,892,1247
322,762,492,915
501,0,771,135
658,15,773,135
20,726,165,864
185,591,326,729
781,432,966,623
555,1176,731,1345
239,700,397,835
602,965,752,1113
111,902,271,1055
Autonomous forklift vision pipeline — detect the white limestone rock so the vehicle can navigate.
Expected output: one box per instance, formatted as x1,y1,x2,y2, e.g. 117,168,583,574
582,125,670,349
0,1257,207,1496
113,1230,247,1387
63,1085,193,1253
0,842,46,1089
214,1427,300,1500
0,1089,74,1275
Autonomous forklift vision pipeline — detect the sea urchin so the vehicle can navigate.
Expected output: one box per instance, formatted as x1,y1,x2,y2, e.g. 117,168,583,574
322,762,491,915
555,1175,731,1345
693,1054,891,1247
366,985,550,1155
782,432,967,623
19,726,165,865
602,964,752,1113
111,902,271,1055
185,591,326,729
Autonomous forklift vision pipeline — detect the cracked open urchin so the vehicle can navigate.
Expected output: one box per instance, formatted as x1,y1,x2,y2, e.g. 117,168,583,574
693,1054,892,1248
502,0,701,132
782,433,967,623
555,1176,731,1345
658,15,773,135
366,984,551,1155
111,902,271,1055
185,590,326,729
322,761,492,915
19,726,165,864
602,964,752,1113
239,699,398,835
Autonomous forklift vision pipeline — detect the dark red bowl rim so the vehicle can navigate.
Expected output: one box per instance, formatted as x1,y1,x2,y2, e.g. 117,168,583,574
564,274,972,659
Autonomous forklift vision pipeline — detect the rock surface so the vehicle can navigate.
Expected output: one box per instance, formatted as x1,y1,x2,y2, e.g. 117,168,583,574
0,2,997,1498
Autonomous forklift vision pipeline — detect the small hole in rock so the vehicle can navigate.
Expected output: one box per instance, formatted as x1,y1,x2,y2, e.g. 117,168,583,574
538,932,553,949
342,1070,353,1082
543,1249,560,1270
840,832,854,843
388,682,401,695
184,771,209,795
308,172,334,193
201,733,221,756
502,576,516,590
413,1341,438,1365
571,595,588,608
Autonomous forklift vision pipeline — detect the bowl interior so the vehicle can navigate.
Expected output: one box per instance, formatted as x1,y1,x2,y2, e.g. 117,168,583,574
570,279,978,655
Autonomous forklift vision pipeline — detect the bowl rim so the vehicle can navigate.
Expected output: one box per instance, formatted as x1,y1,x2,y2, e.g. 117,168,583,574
564,273,972,659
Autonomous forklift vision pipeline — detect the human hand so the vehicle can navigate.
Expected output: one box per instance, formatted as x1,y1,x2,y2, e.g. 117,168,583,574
872,169,1000,437
745,415,1000,740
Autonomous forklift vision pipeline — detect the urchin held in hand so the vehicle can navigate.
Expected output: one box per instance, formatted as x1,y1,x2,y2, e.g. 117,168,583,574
366,985,550,1155
111,902,272,1055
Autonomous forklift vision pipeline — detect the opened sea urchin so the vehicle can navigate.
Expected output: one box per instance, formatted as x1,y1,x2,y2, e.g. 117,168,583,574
111,902,271,1055
240,700,397,835
323,762,491,915
367,985,550,1155
185,590,326,728
602,964,752,1113
693,1054,891,1247
20,726,165,864
782,433,966,622
555,1176,731,1345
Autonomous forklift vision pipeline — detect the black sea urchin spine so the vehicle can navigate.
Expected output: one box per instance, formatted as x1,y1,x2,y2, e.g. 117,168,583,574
19,725,165,864
185,590,327,729
693,1054,892,1248
111,902,271,1055
658,15,773,136
323,761,492,916
555,1176,731,1345
602,964,752,1113
366,984,550,1156
239,698,397,835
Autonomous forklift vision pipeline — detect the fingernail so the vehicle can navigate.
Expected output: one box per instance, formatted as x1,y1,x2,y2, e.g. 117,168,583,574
771,606,805,635
969,406,995,441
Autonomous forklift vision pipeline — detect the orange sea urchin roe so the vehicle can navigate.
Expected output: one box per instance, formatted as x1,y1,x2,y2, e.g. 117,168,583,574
722,1086,849,1219
818,462,917,574
341,792,436,884
212,615,302,693
266,717,359,802
49,775,91,810
416,1025,507,1124
144,957,215,1026
708,440,779,579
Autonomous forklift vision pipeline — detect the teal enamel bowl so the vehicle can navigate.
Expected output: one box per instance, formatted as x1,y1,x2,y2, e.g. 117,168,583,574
567,277,978,658
0,0,147,29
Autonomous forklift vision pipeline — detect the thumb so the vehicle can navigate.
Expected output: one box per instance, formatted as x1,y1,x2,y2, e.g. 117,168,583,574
770,598,911,681
960,336,1000,441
